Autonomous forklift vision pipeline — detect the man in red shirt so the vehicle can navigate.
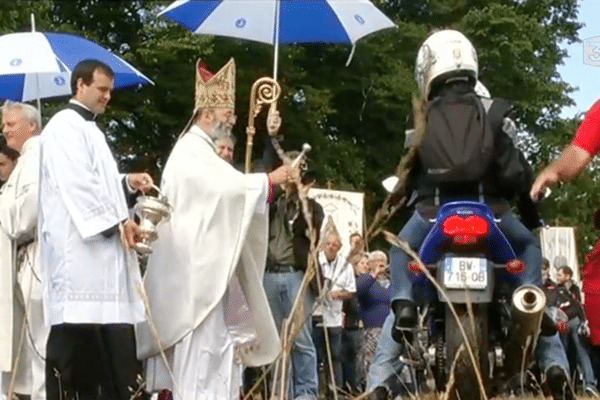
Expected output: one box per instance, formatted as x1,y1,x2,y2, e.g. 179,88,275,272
531,99,600,199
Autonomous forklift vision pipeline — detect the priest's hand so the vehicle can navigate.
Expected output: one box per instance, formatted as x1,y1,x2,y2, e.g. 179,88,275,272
267,109,281,137
121,219,141,249
268,164,299,186
127,173,154,192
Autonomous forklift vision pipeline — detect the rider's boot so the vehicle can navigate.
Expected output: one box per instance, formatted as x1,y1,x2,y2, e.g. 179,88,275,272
391,300,417,343
546,365,576,400
368,386,391,400
391,300,421,365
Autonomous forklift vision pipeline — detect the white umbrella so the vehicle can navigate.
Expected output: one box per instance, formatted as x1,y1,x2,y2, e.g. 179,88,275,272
0,18,153,104
158,0,396,79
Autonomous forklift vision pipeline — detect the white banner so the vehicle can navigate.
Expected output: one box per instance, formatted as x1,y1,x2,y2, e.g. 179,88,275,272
308,188,364,257
540,226,580,283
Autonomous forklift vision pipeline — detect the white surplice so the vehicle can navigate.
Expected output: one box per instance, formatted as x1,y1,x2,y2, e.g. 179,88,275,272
39,108,144,326
0,136,49,399
137,125,280,399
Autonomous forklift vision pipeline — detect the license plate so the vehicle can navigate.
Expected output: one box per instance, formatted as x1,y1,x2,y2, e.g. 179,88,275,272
443,257,487,289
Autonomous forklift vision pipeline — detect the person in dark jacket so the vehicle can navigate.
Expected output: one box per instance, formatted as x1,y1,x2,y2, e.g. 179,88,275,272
553,263,599,396
389,30,540,345
263,151,324,400
367,29,571,400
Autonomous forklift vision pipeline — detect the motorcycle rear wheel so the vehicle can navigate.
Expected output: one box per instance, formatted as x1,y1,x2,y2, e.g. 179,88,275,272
444,303,490,400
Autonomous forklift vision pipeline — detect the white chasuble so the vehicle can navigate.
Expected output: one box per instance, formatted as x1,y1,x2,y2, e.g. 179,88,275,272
1,137,43,302
0,221,13,373
0,136,49,399
136,125,280,371
0,136,41,374
39,109,144,326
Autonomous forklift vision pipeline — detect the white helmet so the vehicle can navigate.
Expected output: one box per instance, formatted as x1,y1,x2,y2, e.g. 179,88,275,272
415,30,478,97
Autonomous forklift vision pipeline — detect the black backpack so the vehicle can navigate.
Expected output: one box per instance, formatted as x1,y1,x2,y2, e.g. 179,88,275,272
419,92,496,183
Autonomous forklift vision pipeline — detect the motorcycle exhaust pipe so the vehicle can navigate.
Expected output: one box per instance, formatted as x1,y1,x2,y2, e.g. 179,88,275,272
505,284,547,375
512,284,546,337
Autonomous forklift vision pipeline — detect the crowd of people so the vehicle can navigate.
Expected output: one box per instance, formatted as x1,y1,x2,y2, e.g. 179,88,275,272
2,25,600,400
543,258,600,397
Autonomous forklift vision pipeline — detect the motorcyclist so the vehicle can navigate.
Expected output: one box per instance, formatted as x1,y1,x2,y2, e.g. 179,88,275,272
390,28,540,349
367,29,573,400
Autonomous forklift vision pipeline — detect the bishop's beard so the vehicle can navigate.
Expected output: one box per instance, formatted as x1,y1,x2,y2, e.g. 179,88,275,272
207,121,233,142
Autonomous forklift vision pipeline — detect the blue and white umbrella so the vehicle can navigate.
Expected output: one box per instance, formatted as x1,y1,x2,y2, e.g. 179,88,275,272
159,0,396,79
0,31,153,102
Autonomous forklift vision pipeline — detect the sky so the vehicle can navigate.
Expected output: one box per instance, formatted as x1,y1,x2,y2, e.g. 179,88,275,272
558,0,600,117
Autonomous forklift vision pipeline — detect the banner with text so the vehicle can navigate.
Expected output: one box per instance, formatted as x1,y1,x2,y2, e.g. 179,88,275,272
540,226,580,283
308,188,364,257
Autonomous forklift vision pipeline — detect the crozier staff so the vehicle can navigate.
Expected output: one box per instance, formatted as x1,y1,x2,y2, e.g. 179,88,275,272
39,59,153,400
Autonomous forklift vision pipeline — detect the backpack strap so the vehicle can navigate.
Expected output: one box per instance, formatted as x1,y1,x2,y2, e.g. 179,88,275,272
483,97,512,134
479,182,484,202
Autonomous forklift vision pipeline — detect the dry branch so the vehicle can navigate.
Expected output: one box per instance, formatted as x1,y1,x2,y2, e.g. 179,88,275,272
382,231,488,400
366,95,427,241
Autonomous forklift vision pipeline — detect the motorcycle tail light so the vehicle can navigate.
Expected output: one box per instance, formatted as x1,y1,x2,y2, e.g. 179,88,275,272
442,215,489,247
407,259,422,274
442,215,489,236
506,259,525,274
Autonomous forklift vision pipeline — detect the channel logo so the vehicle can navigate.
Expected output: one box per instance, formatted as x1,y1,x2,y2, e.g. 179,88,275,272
583,36,600,67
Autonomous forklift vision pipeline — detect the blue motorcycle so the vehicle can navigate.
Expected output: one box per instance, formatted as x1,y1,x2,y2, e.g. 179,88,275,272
408,200,545,398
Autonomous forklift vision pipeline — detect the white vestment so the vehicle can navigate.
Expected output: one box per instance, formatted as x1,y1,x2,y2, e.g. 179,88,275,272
137,125,280,399
0,136,49,399
39,107,144,326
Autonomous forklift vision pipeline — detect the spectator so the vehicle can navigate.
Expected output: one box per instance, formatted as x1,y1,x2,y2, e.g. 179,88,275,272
543,258,557,288
552,262,598,396
356,251,391,388
313,232,356,394
214,135,235,164
0,137,18,182
583,206,600,346
340,245,364,394
263,149,323,400
348,232,365,259
556,263,581,301
530,97,600,200
582,206,600,390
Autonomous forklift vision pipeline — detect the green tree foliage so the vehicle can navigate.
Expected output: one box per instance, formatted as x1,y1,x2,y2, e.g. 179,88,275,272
2,0,596,258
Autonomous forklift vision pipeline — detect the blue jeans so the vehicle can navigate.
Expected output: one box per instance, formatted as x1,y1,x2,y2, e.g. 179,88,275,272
497,210,542,286
390,209,542,303
560,317,596,387
366,313,405,391
264,270,318,398
312,324,343,388
367,314,570,392
536,332,571,376
340,328,361,392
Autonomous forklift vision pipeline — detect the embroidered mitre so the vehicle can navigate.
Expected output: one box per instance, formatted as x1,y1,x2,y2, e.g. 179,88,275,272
195,58,236,110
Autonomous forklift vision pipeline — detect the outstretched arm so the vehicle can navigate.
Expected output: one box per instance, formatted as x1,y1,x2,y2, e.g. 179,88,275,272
530,145,591,200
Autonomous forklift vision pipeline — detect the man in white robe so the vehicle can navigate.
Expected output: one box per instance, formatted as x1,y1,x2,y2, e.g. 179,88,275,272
137,58,295,400
39,59,153,400
0,101,47,400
